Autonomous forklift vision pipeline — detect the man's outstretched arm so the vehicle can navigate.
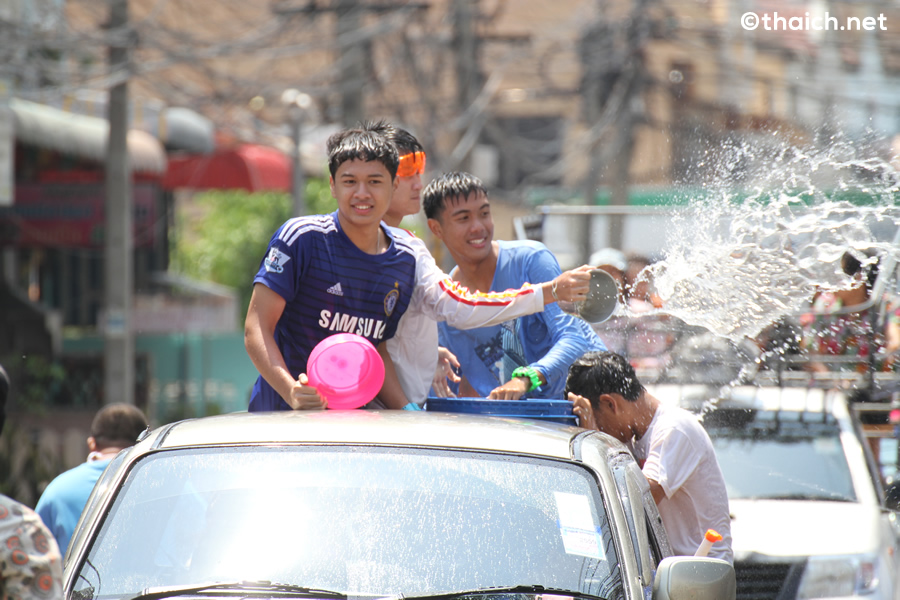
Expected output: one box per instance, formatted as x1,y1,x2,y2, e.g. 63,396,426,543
244,283,324,409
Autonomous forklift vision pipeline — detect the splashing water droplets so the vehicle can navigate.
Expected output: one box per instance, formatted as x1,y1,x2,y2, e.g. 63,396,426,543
634,137,900,343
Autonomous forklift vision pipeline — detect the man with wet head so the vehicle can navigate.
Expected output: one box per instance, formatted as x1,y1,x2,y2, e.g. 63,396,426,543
566,351,733,563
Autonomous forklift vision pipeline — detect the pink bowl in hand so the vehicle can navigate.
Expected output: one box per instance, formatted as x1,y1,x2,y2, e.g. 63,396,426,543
306,333,385,410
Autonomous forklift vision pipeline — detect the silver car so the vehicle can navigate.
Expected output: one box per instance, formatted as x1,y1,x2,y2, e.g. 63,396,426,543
64,411,734,600
649,384,900,600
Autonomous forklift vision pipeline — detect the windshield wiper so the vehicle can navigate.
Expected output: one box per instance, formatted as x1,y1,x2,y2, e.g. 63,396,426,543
397,584,609,600
128,581,348,600
745,493,853,502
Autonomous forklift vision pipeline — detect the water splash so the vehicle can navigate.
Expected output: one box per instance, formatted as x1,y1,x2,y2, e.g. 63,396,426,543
639,135,900,342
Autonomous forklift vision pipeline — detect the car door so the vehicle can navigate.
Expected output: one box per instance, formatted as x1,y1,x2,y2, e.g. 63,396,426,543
610,453,673,595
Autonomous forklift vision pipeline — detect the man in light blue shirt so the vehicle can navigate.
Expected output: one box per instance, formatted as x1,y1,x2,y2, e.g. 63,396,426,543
425,172,607,399
36,403,147,555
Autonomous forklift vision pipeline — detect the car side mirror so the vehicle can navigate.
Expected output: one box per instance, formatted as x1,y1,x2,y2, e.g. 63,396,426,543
652,556,736,600
885,479,900,512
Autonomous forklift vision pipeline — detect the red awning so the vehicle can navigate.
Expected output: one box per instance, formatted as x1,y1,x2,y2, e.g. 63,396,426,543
163,144,291,192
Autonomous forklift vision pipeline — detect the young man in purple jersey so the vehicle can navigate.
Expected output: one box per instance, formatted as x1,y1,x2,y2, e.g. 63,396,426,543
245,128,417,411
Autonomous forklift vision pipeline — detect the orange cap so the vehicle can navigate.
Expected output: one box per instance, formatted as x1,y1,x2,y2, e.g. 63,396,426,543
705,529,723,542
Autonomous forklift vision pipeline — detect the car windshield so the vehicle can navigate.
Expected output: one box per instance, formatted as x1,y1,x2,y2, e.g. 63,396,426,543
72,447,621,600
704,409,857,502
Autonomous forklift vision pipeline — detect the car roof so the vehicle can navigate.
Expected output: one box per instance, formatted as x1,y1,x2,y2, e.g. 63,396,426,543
141,410,602,459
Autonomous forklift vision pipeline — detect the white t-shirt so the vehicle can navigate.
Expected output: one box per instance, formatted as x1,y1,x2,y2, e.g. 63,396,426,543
630,402,734,563
385,228,545,405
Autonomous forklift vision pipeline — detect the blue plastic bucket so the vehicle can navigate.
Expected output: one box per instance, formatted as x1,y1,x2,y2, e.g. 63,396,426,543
425,397,578,426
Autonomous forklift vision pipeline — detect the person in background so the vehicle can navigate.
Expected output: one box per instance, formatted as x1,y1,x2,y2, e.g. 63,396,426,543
36,403,148,555
566,351,733,563
0,364,64,600
753,316,803,372
622,252,672,370
800,249,894,374
589,247,627,305
625,252,662,307
800,248,900,463
589,249,674,371
425,171,607,400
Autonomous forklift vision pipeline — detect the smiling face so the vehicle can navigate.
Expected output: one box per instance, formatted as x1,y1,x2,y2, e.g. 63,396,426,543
427,191,494,266
330,158,397,236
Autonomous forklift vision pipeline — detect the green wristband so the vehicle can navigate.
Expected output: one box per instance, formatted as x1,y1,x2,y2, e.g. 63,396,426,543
511,366,542,392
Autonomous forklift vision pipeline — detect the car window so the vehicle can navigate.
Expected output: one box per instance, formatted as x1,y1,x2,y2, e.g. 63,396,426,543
704,409,856,501
72,446,623,600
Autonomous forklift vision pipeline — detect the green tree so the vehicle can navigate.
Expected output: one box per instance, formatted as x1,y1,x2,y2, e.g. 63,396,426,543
170,178,336,323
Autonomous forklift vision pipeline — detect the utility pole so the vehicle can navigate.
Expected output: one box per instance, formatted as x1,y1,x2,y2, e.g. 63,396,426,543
578,9,611,263
608,0,650,252
607,72,640,252
104,0,134,405
452,0,479,173
271,1,427,128
607,143,632,253
336,1,364,127
282,88,313,217
289,114,306,217
0,78,11,208
579,0,647,258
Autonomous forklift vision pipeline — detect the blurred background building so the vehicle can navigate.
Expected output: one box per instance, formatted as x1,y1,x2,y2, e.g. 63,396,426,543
0,0,898,496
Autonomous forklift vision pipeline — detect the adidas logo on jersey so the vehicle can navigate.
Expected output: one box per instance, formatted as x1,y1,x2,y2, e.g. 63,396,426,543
327,282,344,296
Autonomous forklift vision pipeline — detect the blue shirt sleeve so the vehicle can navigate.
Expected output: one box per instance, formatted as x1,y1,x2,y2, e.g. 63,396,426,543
34,493,63,549
252,220,304,302
524,248,608,394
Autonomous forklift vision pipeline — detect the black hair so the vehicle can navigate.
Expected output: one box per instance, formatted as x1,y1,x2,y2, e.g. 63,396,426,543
326,127,399,179
362,119,424,155
90,403,149,449
841,249,879,293
565,351,645,409
422,171,488,220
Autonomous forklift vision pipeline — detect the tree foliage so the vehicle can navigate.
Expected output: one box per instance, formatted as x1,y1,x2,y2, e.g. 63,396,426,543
170,178,336,323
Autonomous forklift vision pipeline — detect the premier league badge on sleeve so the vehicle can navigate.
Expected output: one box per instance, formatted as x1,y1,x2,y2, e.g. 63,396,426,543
264,247,291,274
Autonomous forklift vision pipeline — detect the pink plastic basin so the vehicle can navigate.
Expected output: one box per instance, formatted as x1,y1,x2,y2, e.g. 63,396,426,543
307,333,385,410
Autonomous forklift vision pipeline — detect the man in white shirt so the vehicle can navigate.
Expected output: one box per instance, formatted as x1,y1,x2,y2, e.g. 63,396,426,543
566,351,733,563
